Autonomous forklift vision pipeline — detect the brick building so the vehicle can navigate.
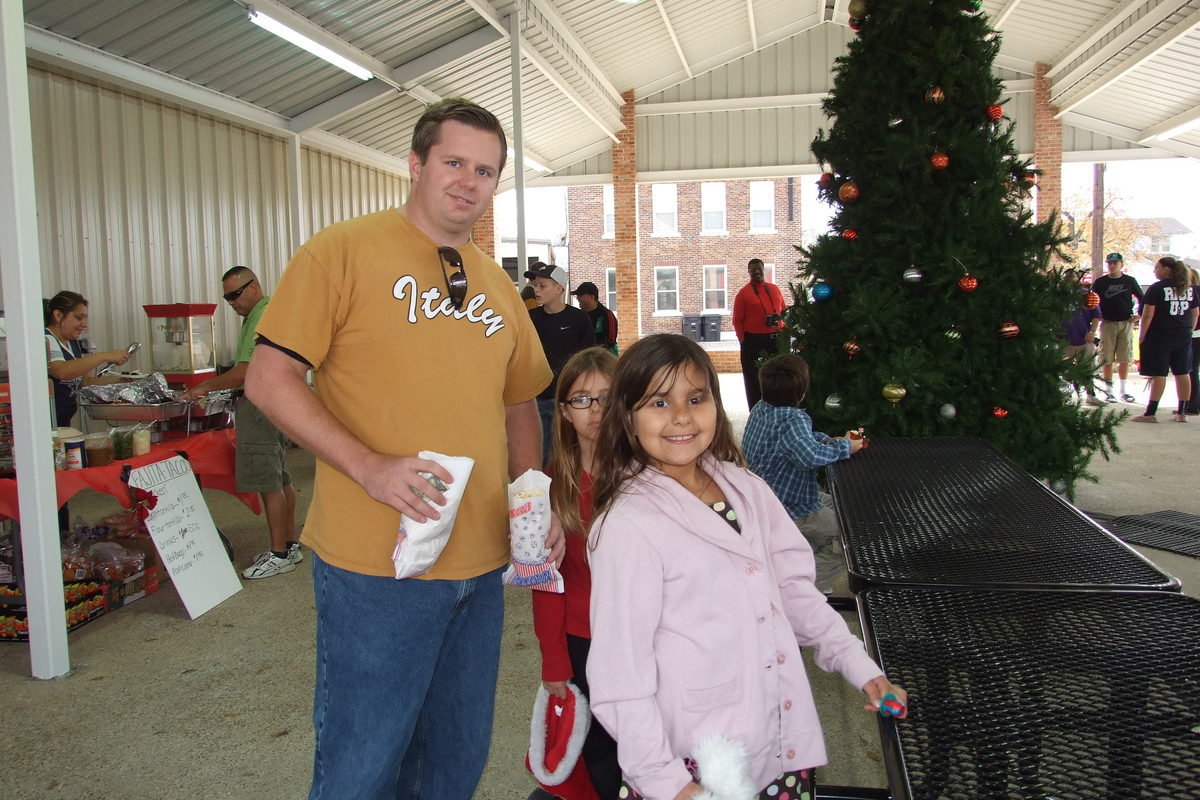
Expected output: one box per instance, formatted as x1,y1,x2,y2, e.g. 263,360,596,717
565,177,805,369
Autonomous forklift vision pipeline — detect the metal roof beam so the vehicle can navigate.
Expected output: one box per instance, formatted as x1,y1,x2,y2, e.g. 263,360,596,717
653,0,692,79
1136,104,1200,143
289,80,392,133
1053,4,1200,114
1046,0,1145,79
1061,110,1200,160
527,0,624,106
992,0,1025,29
747,0,759,51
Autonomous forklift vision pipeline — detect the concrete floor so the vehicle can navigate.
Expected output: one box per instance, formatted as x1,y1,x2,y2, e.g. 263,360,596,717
1,373,1197,800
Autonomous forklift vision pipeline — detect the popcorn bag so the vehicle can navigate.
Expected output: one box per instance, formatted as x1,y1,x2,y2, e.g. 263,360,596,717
503,469,564,593
392,451,475,579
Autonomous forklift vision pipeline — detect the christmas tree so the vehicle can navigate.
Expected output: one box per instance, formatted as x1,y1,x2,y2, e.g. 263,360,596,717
789,0,1122,490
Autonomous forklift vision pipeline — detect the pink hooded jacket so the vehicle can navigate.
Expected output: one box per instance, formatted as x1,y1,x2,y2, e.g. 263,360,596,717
586,458,884,799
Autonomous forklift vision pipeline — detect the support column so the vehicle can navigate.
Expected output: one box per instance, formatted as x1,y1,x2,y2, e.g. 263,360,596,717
473,202,496,260
613,90,638,349
1033,63,1063,225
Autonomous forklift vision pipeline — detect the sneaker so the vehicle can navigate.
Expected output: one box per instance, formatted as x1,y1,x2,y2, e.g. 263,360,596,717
287,542,303,564
1121,393,1137,403
1084,396,1105,407
242,551,296,579
1130,414,1158,423
1173,413,1189,423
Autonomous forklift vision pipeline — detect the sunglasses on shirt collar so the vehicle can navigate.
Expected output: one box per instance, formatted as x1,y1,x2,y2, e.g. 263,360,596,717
438,247,469,311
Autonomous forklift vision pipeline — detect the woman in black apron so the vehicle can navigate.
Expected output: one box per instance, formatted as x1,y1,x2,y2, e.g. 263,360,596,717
44,291,132,428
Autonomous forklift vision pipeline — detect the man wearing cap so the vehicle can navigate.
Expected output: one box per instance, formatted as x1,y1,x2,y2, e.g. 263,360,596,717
570,281,619,355
1093,252,1145,403
527,263,597,465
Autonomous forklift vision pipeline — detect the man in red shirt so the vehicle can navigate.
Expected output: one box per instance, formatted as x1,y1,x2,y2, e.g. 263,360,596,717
732,258,787,407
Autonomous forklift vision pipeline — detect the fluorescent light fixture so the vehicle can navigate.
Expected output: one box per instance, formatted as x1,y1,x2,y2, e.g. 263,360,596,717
508,147,549,173
248,7,372,81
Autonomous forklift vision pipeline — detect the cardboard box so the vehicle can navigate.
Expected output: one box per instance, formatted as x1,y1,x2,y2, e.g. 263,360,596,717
103,565,160,610
0,585,107,641
0,560,159,641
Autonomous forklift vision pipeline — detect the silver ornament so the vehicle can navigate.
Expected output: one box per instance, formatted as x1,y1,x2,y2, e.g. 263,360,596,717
888,117,904,128
903,268,923,283
939,403,957,420
825,394,843,411
1050,479,1068,494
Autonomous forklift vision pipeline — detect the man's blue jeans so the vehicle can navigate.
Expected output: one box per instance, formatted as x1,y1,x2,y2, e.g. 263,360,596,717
308,554,505,800
536,396,555,468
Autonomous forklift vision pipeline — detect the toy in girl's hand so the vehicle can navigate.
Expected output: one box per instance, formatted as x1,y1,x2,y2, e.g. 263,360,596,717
879,692,905,717
847,427,869,449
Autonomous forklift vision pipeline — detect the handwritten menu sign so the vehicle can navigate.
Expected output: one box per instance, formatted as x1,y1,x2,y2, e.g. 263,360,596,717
128,456,241,619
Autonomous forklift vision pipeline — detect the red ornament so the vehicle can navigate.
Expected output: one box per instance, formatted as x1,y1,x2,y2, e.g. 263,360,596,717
957,274,979,293
838,181,861,203
930,152,950,170
818,172,833,188
986,104,1004,122
1085,291,1100,309
926,86,945,104
999,322,1020,338
849,17,863,31
842,228,859,241
843,339,861,358
991,407,1009,419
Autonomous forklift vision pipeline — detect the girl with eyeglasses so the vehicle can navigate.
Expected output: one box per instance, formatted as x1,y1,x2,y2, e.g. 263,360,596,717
531,346,621,799
1131,256,1199,423
585,334,905,800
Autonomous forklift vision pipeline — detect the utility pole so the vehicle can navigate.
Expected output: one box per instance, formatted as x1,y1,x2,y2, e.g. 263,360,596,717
1091,163,1105,278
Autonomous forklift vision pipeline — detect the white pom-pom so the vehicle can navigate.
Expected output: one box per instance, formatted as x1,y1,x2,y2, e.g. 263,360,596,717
691,734,756,800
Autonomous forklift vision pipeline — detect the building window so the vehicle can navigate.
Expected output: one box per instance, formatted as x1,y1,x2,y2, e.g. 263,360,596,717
602,184,615,238
765,264,777,285
750,180,775,232
606,267,617,312
655,267,679,312
703,265,727,311
652,183,678,236
701,182,726,234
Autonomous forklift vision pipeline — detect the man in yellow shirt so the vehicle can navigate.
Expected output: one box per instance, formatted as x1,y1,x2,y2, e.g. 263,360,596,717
246,100,560,799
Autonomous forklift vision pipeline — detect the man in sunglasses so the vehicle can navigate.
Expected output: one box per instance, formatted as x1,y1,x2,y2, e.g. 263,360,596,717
182,266,299,580
245,99,559,800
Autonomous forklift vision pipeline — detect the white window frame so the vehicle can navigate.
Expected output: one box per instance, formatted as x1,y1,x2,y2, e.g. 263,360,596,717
602,184,615,239
652,183,678,236
749,180,776,233
606,267,617,312
654,266,680,313
703,264,727,312
700,182,727,235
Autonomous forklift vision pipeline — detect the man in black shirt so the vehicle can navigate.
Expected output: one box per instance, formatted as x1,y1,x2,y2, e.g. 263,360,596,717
570,281,619,355
1093,252,1144,403
526,263,596,465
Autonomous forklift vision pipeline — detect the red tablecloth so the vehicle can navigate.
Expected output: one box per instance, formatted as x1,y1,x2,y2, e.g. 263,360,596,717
0,429,261,521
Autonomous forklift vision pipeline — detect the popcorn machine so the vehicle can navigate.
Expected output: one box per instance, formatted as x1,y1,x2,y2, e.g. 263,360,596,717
142,304,217,389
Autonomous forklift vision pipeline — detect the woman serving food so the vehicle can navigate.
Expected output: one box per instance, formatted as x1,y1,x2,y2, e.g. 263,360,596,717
44,290,133,427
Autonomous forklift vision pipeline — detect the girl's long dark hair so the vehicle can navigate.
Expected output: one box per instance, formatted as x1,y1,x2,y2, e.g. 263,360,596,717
590,334,743,540
549,347,618,536
1158,256,1189,293
44,291,87,327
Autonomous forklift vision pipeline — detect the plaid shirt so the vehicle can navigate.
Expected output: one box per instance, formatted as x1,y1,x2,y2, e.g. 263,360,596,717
742,401,851,518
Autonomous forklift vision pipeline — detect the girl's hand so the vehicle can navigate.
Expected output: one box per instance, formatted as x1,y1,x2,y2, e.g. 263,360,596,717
862,676,908,719
673,782,705,800
542,680,568,700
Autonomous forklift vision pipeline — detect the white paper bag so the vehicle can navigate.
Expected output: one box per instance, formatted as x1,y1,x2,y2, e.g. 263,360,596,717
391,451,475,579
503,469,564,593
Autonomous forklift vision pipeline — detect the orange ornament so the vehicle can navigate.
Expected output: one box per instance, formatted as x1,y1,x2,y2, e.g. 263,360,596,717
843,339,861,358
838,181,861,203
992,407,1009,419
931,152,950,170
957,274,979,293
1085,291,1100,309
842,228,859,241
999,322,1020,338
926,86,945,104
986,104,1003,122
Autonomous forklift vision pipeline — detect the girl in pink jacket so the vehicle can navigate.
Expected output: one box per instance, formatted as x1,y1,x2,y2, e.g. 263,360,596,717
586,334,906,800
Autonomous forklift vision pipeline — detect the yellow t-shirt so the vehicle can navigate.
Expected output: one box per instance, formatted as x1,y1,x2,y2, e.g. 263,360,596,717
256,208,552,579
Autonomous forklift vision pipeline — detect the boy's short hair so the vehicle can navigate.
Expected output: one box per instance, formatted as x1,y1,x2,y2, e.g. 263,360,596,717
759,354,810,407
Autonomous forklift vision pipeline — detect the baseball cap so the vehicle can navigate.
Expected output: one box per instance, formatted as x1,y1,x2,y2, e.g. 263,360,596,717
1105,252,1123,262
524,262,568,287
570,281,600,298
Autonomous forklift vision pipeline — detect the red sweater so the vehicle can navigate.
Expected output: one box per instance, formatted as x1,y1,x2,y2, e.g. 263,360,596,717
732,280,786,340
532,472,594,681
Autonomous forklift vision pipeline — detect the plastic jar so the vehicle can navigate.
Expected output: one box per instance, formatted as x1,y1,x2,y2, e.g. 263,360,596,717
132,428,152,456
63,437,85,470
83,432,114,467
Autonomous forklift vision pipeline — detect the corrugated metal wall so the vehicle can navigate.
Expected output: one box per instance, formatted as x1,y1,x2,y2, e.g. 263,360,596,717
15,67,405,365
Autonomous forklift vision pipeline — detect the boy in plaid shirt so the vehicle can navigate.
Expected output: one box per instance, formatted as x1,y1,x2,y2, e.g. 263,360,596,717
742,354,864,592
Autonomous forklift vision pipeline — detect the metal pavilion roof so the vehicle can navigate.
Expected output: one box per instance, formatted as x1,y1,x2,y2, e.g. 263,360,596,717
21,0,1200,189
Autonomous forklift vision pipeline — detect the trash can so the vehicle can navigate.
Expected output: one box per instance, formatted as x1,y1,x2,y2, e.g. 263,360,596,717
701,315,722,342
681,315,702,341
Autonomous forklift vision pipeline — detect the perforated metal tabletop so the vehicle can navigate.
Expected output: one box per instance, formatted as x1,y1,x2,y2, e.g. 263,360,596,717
828,437,1177,591
860,588,1200,800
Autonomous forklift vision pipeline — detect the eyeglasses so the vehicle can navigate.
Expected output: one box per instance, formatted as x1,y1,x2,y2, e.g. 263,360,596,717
564,394,607,410
223,278,255,302
438,247,468,311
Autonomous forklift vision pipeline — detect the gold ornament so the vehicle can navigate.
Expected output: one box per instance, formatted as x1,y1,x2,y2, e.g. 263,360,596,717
838,181,861,203
847,0,869,18
883,383,908,405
